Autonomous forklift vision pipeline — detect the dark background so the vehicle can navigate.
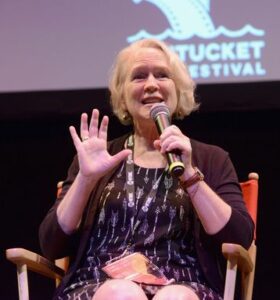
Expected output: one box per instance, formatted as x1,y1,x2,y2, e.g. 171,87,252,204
1,81,279,299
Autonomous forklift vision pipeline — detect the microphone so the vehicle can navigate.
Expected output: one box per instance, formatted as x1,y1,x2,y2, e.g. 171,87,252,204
150,103,185,177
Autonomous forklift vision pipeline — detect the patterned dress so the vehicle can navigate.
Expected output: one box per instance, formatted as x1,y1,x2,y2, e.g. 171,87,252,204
59,162,222,300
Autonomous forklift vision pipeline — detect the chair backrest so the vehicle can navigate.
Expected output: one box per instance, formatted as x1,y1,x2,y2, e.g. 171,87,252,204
239,172,259,239
57,181,63,197
237,172,259,300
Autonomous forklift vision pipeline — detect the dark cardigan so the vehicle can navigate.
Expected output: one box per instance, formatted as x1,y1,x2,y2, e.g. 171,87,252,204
39,133,254,298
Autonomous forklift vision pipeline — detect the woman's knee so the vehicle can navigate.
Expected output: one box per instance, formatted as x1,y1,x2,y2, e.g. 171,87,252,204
153,284,199,300
92,279,148,300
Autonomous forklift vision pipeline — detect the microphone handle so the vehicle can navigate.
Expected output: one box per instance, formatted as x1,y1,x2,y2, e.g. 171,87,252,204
154,116,185,177
166,152,185,177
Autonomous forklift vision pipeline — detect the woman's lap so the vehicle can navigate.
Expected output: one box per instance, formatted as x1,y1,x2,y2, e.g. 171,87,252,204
58,280,222,300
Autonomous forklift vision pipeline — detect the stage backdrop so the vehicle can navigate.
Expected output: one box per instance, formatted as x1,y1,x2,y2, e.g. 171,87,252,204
0,0,279,92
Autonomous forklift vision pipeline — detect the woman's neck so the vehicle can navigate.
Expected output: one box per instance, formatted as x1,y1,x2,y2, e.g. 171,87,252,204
132,129,167,168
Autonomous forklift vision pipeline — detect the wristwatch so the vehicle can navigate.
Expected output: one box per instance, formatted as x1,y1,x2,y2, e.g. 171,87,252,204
180,167,204,190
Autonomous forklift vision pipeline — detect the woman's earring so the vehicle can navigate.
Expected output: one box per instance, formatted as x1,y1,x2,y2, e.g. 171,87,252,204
177,110,183,119
122,111,129,121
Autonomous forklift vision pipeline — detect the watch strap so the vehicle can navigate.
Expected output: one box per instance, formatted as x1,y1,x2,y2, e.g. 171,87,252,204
180,167,204,190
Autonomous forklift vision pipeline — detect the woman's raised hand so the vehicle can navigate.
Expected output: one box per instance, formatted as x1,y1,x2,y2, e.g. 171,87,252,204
69,109,131,181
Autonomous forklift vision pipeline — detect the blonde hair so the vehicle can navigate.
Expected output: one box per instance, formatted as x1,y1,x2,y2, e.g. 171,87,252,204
109,38,199,125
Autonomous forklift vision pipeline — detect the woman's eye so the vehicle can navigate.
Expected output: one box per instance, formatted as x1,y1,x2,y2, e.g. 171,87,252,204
156,72,169,79
132,73,146,80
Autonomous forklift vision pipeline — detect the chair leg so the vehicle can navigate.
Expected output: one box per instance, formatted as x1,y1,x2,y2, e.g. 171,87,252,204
223,258,237,300
17,264,29,300
241,245,257,300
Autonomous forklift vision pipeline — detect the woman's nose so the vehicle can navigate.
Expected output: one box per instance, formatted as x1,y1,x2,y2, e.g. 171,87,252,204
144,74,159,93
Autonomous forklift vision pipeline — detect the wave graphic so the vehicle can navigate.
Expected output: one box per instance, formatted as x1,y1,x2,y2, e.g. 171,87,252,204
208,25,265,39
127,0,265,43
127,24,265,43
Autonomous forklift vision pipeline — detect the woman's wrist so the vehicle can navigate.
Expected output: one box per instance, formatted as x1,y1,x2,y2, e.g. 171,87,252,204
76,171,98,187
180,167,204,190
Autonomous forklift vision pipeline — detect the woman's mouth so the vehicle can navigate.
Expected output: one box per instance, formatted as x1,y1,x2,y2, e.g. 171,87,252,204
141,97,164,105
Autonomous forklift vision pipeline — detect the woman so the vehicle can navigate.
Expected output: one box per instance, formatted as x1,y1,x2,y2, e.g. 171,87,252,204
39,39,254,300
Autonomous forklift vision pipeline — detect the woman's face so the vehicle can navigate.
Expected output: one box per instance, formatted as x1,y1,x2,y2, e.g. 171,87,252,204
123,47,178,124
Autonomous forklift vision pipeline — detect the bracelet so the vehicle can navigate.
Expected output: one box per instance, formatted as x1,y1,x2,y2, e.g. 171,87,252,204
180,167,204,190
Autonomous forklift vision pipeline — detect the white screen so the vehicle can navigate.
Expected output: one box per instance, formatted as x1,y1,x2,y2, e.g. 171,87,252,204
0,0,279,92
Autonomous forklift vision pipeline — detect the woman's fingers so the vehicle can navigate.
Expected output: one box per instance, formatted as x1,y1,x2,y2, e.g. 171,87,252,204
69,126,82,149
153,139,161,151
71,109,110,151
159,127,191,155
79,109,108,142
89,109,99,137
80,113,89,141
111,149,132,166
98,115,109,141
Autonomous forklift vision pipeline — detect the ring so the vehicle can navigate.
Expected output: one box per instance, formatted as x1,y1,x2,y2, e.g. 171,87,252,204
82,136,89,142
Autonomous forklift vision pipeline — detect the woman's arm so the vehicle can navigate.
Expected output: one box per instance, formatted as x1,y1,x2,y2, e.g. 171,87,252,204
155,125,254,248
56,109,131,234
39,109,131,259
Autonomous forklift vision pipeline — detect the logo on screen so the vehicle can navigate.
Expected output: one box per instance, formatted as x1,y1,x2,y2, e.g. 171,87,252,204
127,0,266,81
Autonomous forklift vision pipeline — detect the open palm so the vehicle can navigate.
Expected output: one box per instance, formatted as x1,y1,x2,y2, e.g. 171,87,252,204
70,109,130,180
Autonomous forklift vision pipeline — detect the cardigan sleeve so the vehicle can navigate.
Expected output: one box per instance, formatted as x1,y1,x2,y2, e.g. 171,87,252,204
39,156,82,260
38,134,129,261
191,139,255,249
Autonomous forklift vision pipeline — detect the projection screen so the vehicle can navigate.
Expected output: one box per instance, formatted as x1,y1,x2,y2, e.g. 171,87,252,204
0,0,279,92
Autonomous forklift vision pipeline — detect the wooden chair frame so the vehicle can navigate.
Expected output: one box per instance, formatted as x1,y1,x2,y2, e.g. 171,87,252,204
222,172,258,300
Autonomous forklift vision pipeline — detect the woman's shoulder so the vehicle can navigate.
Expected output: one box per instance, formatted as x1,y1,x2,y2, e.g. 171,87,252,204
190,138,231,174
190,138,239,190
190,138,229,156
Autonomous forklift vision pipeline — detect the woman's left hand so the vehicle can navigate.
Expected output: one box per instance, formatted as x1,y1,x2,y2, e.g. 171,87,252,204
153,125,193,173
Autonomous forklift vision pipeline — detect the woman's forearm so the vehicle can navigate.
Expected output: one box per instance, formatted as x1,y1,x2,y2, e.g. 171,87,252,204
56,172,98,234
187,180,232,234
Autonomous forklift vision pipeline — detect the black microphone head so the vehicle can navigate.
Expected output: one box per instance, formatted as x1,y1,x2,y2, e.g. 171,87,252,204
150,103,170,121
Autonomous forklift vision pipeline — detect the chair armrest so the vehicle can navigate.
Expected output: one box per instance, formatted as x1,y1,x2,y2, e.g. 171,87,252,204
6,248,65,280
222,243,254,273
